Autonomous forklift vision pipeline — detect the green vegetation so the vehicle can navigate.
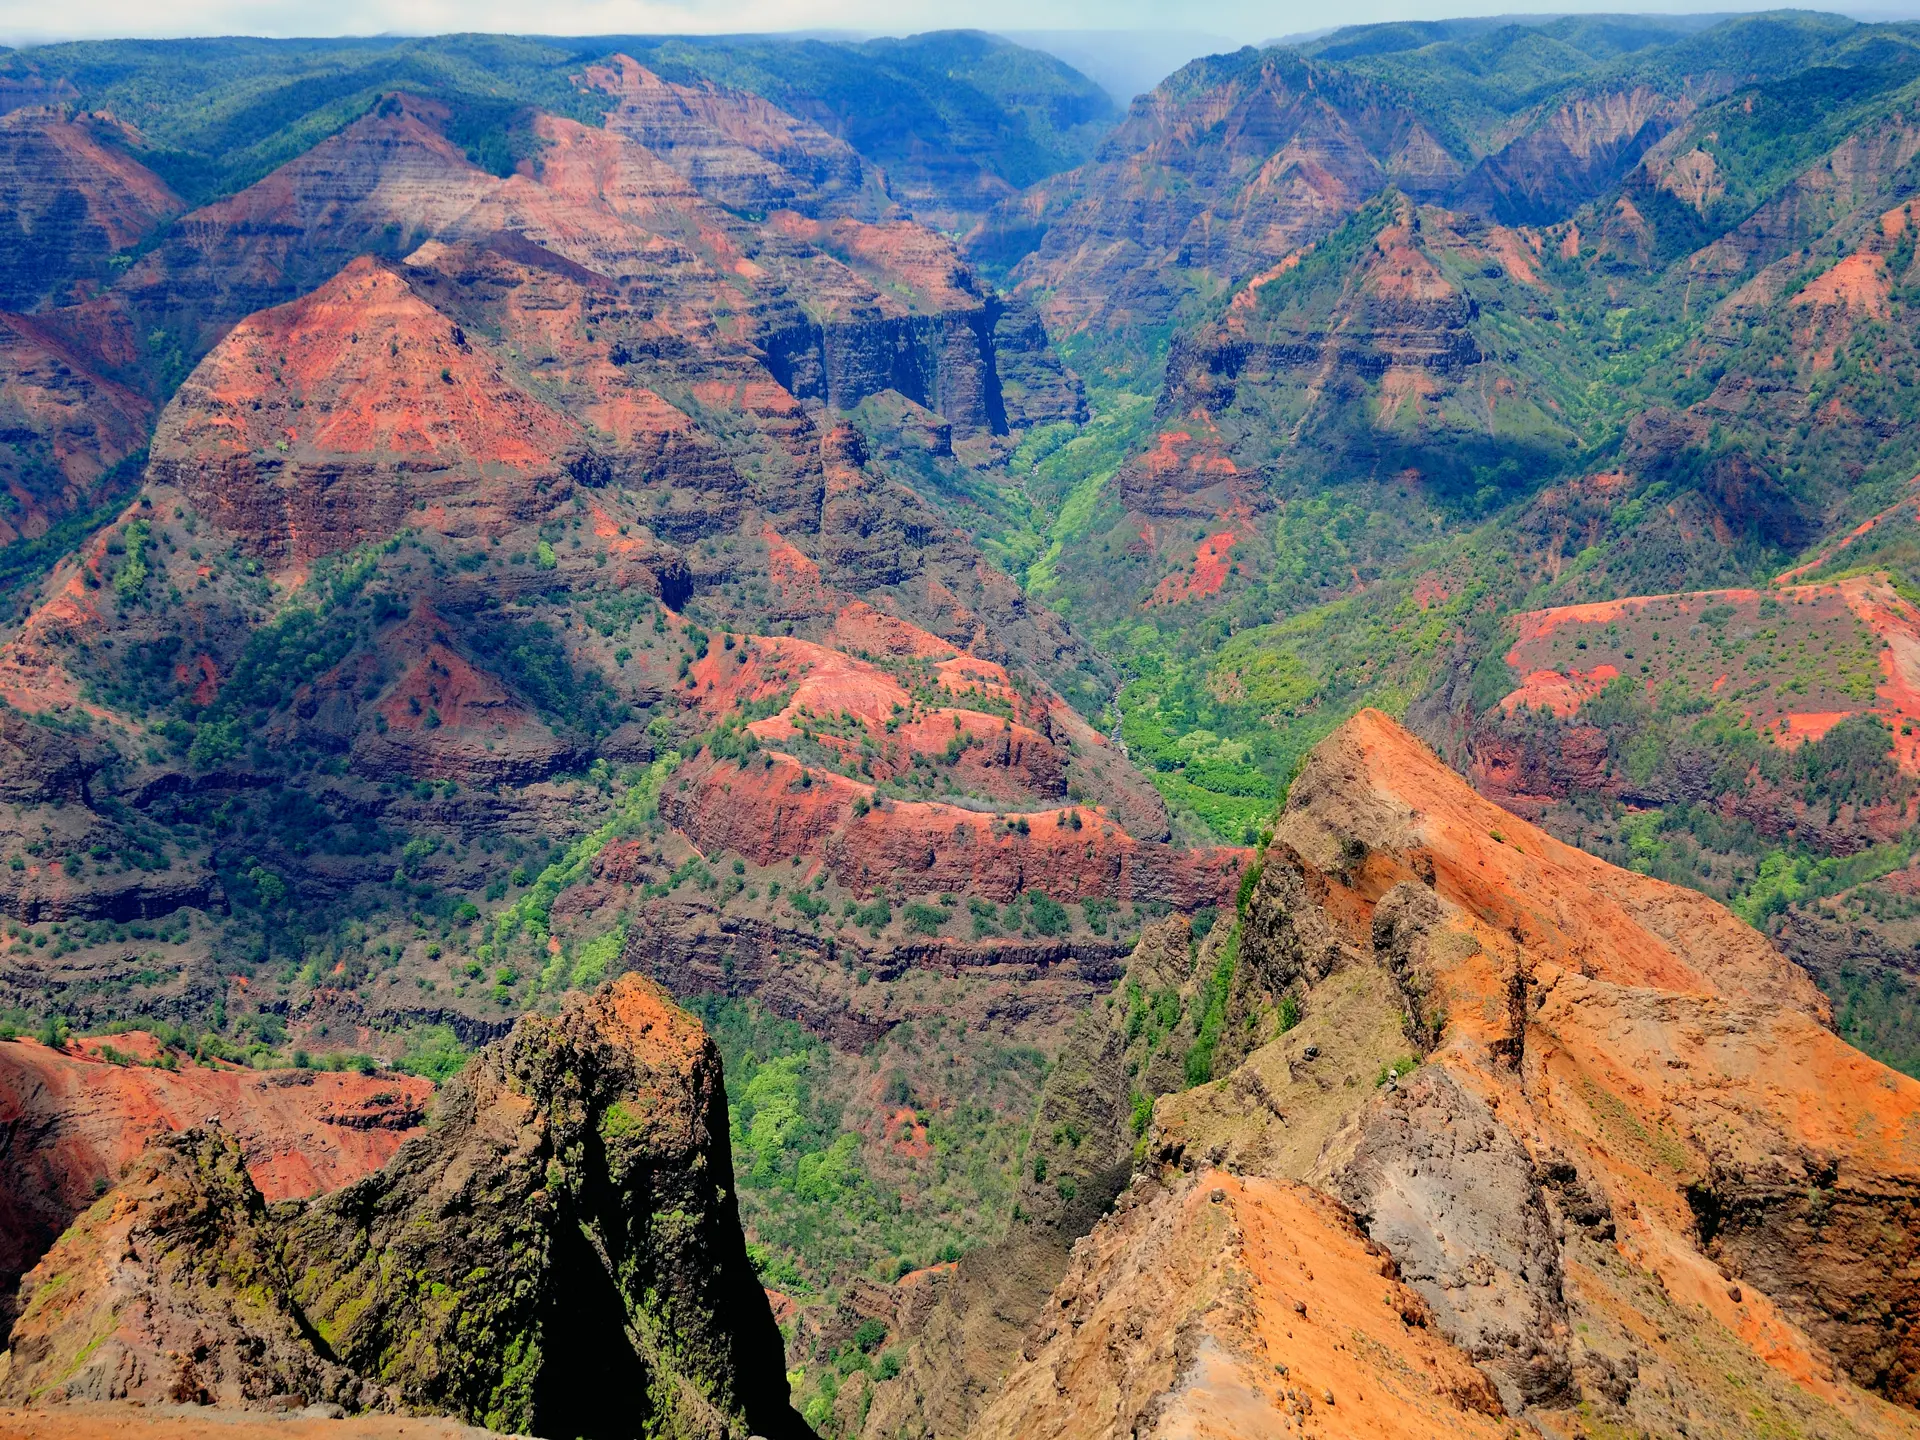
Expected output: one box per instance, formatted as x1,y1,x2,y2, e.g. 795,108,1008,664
1183,925,1239,1085
482,752,678,967
0,455,145,607
22,15,1920,1395
694,995,1040,1301
468,615,627,739
1826,964,1920,1077
393,1024,471,1081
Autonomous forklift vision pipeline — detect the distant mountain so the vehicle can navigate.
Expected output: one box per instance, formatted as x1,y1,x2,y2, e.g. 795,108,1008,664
968,10,1920,1087
0,29,1117,229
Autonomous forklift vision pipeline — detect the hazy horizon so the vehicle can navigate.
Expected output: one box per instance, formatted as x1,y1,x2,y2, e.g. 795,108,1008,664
8,1,1920,52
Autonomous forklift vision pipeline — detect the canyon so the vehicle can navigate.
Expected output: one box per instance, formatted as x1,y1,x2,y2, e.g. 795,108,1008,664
8,14,1920,1440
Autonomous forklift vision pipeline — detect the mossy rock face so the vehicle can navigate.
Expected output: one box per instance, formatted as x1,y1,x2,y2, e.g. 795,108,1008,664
0,976,811,1440
0,1129,379,1412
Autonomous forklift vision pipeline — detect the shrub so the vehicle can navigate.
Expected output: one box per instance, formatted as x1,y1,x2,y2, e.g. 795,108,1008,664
1026,892,1069,937
395,1024,470,1082
902,902,947,936
1130,1091,1153,1136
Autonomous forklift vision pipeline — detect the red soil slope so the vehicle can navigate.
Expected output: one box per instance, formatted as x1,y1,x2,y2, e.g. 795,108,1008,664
1283,712,1920,1415
665,596,1245,905
148,256,587,563
664,749,1245,908
1498,574,1920,768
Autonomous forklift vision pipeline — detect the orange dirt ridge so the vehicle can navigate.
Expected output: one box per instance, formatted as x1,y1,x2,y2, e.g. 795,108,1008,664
1282,712,1920,1426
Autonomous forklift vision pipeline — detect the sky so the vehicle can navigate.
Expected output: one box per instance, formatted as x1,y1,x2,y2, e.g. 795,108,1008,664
1,0,1917,53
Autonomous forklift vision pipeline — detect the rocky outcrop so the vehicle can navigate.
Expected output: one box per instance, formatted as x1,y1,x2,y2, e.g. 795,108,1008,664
0,976,809,1440
1260,713,1920,1418
1146,197,1484,477
0,708,102,806
618,894,1133,1051
971,1171,1507,1440
0,707,220,931
1327,1066,1574,1410
0,1130,394,1411
0,1406,503,1440
1687,1150,1920,1406
1680,110,1920,280
754,216,1062,438
0,1033,432,1334
933,711,1920,1438
989,301,1085,428
762,307,1007,437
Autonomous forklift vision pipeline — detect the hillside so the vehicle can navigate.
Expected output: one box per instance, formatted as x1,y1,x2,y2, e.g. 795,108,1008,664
0,30,1112,228
0,56,1198,1426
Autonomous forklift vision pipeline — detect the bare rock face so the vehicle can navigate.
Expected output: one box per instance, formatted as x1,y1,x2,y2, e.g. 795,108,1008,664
1326,1066,1574,1411
0,976,810,1440
950,711,1920,1439
1456,86,1688,225
1262,712,1920,1425
754,216,1033,438
1687,1155,1920,1406
0,708,99,807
